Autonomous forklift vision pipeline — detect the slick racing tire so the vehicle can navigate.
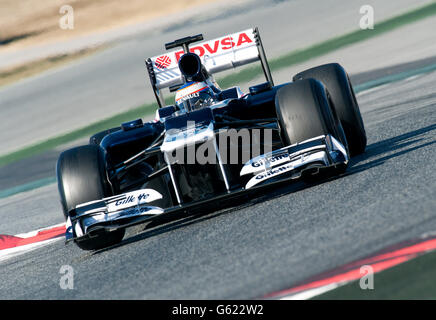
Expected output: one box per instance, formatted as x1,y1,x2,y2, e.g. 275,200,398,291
56,145,125,250
293,63,367,156
275,79,348,177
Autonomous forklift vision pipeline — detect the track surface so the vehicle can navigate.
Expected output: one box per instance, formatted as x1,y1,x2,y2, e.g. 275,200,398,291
1,0,436,299
0,67,435,299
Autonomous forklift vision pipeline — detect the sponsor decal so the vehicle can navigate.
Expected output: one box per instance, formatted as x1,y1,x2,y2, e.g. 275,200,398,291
107,189,162,213
138,193,149,201
114,193,149,206
176,92,200,103
117,206,163,218
155,55,172,70
115,195,135,206
173,32,254,62
175,82,208,102
255,163,294,180
245,162,295,189
240,150,290,176
251,153,290,168
161,122,214,153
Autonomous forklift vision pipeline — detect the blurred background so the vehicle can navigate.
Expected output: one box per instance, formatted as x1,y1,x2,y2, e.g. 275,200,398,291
0,0,434,159
1,0,436,300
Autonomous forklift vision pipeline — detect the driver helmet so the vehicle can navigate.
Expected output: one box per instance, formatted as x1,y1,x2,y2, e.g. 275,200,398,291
175,81,219,111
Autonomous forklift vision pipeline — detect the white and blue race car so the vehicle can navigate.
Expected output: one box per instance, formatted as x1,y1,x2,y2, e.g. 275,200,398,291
57,28,366,250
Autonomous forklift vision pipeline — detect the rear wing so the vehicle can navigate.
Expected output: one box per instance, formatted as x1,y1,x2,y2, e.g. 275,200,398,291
145,27,273,108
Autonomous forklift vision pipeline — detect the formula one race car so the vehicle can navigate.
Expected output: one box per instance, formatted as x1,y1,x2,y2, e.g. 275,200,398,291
57,27,366,250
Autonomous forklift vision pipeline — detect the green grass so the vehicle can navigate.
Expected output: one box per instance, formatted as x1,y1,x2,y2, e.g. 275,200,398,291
314,250,436,299
1,1,436,167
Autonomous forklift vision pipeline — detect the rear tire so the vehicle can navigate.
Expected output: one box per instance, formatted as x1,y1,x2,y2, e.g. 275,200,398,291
293,63,366,156
56,145,125,250
275,79,348,177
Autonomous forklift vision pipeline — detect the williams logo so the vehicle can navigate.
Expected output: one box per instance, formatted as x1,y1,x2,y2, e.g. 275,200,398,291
155,55,172,70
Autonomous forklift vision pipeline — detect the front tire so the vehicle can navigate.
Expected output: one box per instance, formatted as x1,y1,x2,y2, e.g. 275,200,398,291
56,145,125,250
275,79,348,177
293,63,366,156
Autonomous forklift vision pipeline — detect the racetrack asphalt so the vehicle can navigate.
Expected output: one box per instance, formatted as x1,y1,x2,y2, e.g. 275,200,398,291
0,0,435,299
0,65,435,299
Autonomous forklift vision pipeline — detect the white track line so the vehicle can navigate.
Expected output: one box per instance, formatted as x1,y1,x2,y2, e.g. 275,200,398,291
280,282,346,300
